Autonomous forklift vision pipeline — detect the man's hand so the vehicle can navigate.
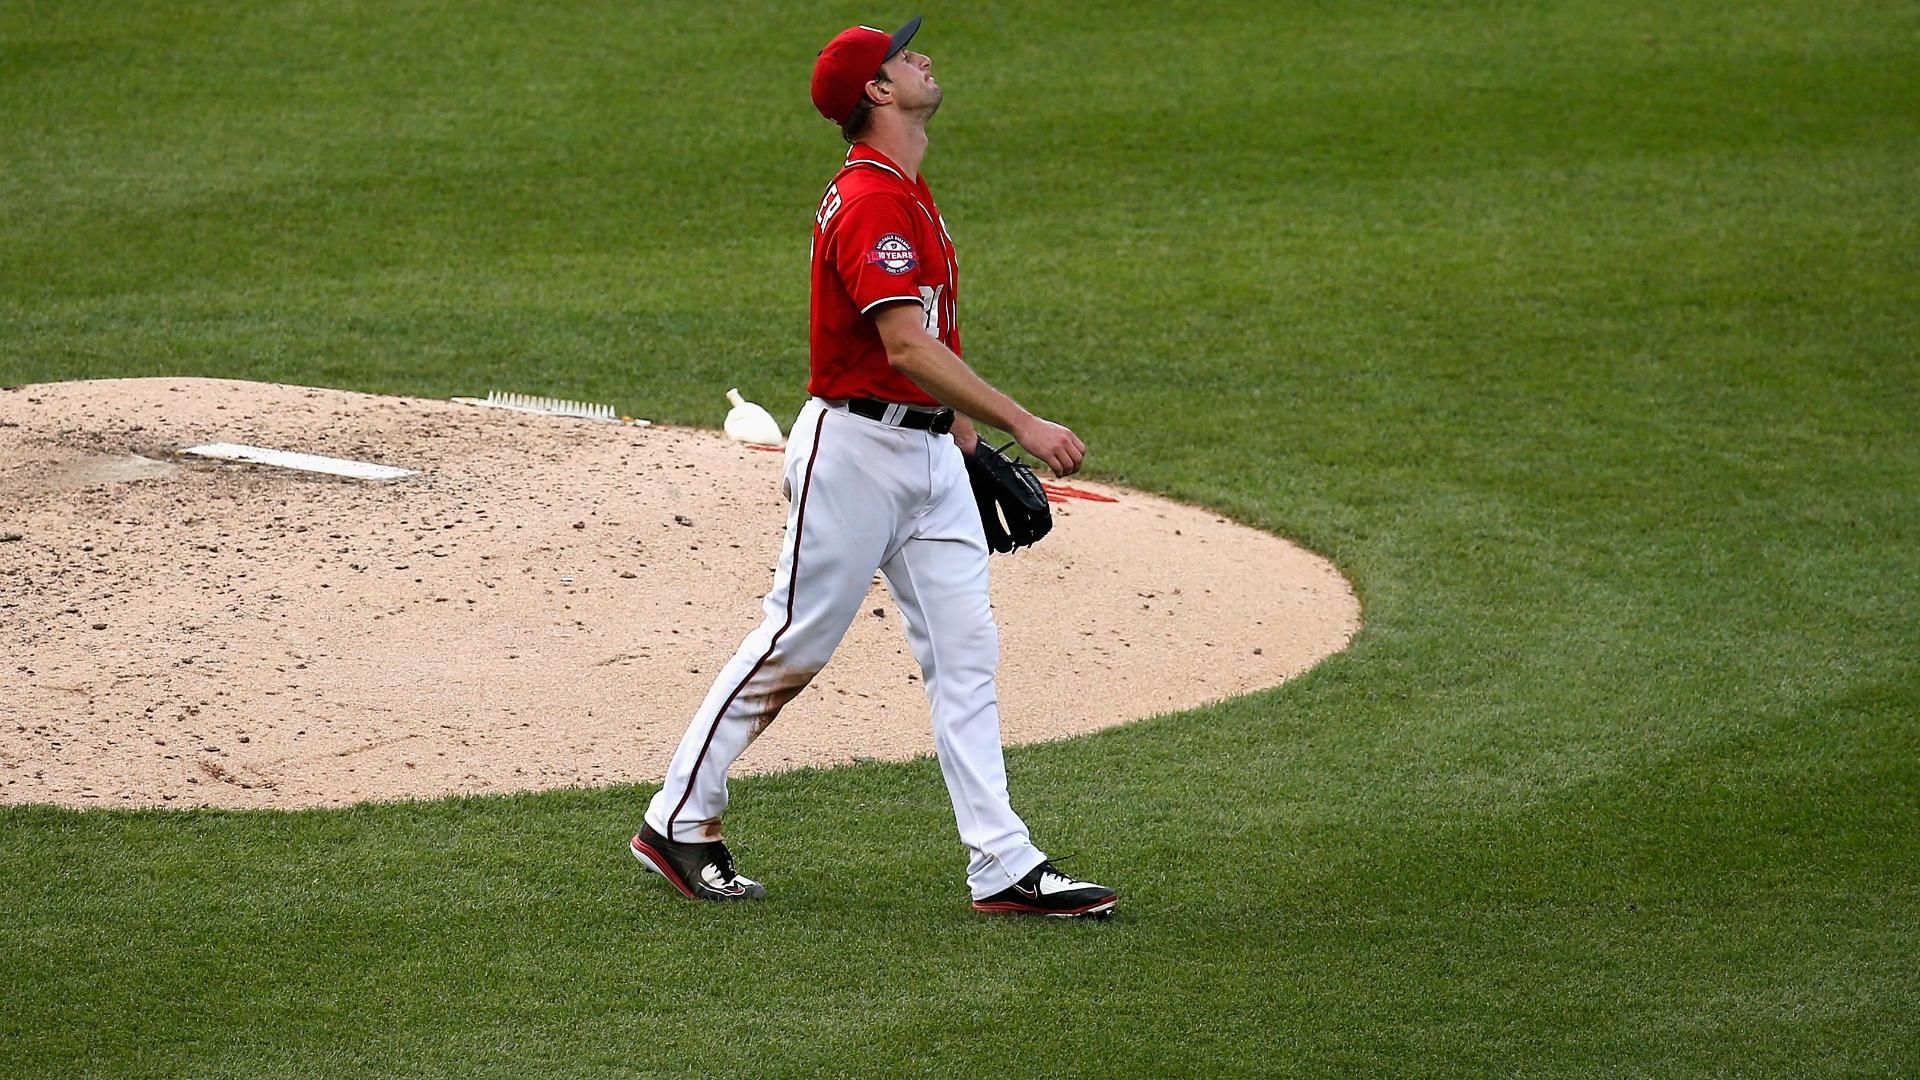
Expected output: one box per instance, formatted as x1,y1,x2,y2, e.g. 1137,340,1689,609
1010,416,1085,477
950,414,981,456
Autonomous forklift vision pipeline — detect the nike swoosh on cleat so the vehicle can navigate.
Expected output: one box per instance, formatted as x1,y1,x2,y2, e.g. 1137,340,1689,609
701,864,746,897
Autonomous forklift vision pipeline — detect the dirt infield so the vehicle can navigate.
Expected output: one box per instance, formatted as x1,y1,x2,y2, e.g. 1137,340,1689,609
0,378,1360,809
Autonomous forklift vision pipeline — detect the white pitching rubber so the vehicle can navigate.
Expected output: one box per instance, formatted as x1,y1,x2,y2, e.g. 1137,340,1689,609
181,443,417,480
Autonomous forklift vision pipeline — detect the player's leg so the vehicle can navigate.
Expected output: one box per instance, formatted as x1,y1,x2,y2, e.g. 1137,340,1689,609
644,401,893,842
879,440,1049,899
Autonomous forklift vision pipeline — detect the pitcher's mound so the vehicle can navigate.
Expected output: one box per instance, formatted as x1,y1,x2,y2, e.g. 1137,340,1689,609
0,378,1360,809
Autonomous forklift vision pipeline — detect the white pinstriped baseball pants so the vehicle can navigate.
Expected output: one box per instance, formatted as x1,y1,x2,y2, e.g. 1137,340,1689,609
643,397,1048,899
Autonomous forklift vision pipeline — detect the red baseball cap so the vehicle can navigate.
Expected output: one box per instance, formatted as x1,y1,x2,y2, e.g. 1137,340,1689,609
811,16,922,124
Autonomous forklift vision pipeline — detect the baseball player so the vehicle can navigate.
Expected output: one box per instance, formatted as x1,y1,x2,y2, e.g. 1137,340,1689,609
628,16,1116,918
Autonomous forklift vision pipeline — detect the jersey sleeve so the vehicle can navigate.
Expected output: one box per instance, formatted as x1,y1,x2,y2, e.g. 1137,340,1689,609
829,193,928,316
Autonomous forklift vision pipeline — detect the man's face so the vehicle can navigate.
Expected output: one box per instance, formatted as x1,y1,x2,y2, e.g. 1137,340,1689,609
877,47,941,114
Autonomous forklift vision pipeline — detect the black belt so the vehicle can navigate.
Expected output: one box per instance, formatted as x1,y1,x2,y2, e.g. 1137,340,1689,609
846,398,955,434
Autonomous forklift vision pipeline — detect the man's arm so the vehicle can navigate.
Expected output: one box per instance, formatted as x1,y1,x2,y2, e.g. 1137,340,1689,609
871,303,1085,477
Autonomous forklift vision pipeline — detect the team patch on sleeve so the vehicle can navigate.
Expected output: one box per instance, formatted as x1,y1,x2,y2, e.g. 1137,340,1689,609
865,233,917,276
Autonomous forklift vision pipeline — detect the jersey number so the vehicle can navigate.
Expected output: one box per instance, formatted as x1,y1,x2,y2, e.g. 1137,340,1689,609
918,284,945,338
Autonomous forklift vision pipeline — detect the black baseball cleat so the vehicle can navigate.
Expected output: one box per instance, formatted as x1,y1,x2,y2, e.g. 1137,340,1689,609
973,860,1116,918
629,824,766,902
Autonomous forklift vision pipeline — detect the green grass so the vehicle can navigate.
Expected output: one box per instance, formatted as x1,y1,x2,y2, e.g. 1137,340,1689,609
4,0,1918,1074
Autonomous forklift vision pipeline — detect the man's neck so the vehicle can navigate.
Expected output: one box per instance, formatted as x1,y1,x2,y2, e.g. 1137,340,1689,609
861,120,929,180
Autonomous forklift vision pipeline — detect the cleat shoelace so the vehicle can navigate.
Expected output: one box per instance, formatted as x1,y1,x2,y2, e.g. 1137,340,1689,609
707,843,742,884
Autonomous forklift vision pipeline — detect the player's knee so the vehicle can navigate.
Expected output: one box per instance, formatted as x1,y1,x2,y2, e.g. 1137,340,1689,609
742,662,821,720
942,622,998,679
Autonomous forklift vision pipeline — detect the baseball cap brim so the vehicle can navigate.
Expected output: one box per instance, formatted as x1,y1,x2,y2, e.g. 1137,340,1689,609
886,16,922,63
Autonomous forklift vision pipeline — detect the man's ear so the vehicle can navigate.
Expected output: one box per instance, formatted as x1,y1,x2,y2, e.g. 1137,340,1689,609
864,78,892,107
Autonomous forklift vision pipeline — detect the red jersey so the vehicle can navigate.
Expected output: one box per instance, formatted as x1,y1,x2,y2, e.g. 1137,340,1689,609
808,143,959,406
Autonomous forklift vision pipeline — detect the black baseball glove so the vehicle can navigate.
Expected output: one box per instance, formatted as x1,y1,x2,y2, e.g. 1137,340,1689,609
963,440,1052,553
